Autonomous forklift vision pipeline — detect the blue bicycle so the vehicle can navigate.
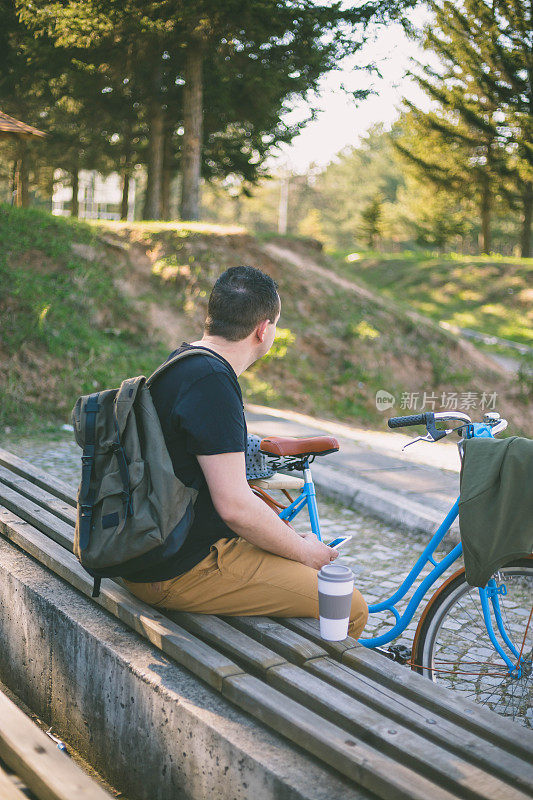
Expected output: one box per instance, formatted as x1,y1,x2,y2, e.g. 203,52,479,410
252,411,533,727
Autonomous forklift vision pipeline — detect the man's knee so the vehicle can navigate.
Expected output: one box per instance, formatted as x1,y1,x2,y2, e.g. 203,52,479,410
348,589,368,639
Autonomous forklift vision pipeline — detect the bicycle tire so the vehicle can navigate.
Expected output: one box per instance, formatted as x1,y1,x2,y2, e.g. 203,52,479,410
412,557,533,727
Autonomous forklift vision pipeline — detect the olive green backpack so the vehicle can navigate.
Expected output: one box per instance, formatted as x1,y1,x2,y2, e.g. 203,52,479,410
71,348,224,597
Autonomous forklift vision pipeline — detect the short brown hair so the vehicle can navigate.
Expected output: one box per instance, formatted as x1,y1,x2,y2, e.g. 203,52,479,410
205,266,279,341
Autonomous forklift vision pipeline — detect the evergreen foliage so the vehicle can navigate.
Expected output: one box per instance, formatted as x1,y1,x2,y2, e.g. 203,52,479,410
2,0,417,219
201,119,523,255
393,0,532,256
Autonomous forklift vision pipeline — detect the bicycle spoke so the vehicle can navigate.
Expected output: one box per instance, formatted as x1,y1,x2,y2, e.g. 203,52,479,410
415,562,533,729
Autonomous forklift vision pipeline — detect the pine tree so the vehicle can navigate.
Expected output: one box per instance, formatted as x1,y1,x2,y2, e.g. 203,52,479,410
311,125,405,250
394,0,531,254
17,0,419,221
0,0,58,206
464,0,533,256
360,193,384,250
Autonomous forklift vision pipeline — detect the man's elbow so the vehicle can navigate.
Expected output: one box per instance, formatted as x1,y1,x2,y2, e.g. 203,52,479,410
214,492,252,528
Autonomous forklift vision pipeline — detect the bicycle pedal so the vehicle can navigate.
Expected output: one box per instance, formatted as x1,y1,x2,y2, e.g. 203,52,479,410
387,644,412,665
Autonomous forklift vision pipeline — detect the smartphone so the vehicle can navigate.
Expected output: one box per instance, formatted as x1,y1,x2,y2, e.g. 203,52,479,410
328,535,353,550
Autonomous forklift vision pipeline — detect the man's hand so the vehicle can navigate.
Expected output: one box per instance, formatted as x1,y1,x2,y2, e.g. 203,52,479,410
299,536,339,570
297,530,339,568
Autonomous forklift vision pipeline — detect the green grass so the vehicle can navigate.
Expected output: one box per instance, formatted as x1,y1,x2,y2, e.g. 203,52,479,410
330,249,533,347
0,205,168,431
1,210,529,437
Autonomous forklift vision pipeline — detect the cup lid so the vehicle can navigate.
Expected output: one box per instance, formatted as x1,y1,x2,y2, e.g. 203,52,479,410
318,564,354,582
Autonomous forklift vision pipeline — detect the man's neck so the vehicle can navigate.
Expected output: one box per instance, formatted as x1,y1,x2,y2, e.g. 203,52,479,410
189,335,254,377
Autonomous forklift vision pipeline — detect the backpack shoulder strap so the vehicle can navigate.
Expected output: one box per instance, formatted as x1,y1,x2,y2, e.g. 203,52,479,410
145,346,228,388
78,392,100,552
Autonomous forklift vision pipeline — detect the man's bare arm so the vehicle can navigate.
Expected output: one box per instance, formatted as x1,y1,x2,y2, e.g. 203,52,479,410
197,451,337,570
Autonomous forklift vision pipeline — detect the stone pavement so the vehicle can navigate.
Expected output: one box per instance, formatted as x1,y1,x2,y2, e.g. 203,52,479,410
246,403,462,538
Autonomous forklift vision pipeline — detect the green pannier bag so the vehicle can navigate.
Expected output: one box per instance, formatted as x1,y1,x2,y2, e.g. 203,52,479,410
71,347,224,597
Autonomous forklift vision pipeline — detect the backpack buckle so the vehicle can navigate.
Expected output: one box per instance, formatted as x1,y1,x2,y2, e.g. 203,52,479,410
80,504,92,516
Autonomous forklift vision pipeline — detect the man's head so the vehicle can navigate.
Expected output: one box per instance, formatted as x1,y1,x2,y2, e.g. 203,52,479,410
205,266,280,356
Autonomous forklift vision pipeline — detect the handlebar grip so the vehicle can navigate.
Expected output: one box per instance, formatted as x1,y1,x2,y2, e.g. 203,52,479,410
388,413,428,429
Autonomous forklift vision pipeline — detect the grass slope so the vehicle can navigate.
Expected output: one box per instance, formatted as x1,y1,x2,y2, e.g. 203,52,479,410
0,208,530,436
0,206,168,429
333,250,533,347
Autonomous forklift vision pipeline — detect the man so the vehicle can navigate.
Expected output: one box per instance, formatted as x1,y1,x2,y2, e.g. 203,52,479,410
124,266,368,638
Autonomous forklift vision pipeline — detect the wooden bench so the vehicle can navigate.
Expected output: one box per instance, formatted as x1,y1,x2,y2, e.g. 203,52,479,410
0,447,532,800
0,684,112,800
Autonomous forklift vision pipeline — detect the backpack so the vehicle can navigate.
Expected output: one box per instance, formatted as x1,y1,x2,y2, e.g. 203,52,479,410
71,347,225,597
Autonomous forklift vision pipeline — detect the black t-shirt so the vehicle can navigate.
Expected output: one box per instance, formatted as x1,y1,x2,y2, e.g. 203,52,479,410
133,343,247,580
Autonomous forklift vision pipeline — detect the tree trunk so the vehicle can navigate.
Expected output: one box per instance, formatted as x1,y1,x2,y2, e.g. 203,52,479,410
120,131,133,221
19,146,30,208
145,100,164,220
121,172,130,221
180,43,204,221
161,123,173,221
479,175,491,255
142,160,152,220
520,181,532,258
71,167,79,218
11,159,21,206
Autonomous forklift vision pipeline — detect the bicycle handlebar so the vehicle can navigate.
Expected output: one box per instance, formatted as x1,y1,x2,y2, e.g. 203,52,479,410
433,412,472,425
388,410,508,437
388,411,476,429
489,418,508,435
388,414,428,428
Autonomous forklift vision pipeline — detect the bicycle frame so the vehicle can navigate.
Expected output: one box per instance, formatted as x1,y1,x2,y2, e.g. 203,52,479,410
278,465,323,539
274,423,525,676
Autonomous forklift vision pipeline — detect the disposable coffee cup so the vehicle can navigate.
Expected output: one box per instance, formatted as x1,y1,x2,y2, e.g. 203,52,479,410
317,564,354,641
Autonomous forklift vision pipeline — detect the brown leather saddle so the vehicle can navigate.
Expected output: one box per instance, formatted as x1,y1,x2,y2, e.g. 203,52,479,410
260,435,339,458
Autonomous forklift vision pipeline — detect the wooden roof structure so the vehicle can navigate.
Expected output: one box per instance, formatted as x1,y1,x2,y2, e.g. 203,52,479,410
0,110,46,139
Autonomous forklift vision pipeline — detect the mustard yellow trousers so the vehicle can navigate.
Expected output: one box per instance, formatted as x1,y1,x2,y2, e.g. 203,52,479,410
124,536,368,639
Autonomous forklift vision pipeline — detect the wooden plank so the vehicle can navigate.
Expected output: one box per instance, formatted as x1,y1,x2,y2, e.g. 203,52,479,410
222,673,462,800
306,658,533,792
166,612,533,796
0,449,75,507
168,612,287,674
131,609,533,797
227,615,328,664
0,485,74,551
266,663,529,800
249,474,304,491
276,660,533,797
0,763,31,800
0,689,111,800
282,616,359,657
282,617,533,761
225,617,533,793
0,466,76,526
87,584,533,798
341,646,533,762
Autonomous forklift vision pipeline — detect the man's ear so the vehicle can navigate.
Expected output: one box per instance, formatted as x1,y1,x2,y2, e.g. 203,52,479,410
256,319,269,342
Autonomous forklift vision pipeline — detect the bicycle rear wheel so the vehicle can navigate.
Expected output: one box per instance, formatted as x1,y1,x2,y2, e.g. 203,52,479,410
412,557,533,727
